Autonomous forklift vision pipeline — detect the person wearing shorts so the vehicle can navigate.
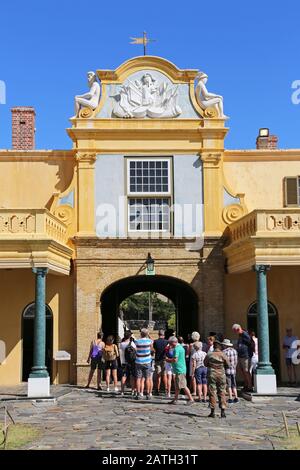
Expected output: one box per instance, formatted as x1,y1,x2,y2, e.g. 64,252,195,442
134,328,153,400
232,324,253,391
153,330,168,394
103,335,119,392
119,331,136,396
86,332,105,390
166,336,194,405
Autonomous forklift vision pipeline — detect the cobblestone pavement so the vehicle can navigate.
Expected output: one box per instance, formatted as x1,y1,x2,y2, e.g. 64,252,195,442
1,386,300,450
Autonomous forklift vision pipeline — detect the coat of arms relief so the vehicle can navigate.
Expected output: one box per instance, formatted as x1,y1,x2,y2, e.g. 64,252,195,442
112,73,182,119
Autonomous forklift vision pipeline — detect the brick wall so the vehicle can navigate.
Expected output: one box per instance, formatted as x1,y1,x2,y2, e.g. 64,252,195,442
11,107,35,150
256,134,278,150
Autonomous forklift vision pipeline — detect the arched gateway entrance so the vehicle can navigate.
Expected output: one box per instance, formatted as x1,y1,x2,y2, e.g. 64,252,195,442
100,275,199,340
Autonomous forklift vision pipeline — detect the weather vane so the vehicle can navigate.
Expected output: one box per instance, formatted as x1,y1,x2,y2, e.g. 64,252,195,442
130,31,156,56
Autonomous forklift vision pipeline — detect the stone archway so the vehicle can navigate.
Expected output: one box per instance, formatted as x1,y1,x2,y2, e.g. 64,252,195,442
100,275,199,340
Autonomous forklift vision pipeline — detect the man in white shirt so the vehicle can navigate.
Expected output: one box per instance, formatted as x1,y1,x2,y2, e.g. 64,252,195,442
282,328,299,385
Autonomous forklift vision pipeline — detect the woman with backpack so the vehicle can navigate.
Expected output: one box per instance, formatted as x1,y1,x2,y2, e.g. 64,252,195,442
86,332,105,390
119,331,137,396
103,335,120,392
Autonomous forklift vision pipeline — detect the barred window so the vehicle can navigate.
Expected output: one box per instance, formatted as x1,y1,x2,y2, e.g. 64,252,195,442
128,159,170,193
129,198,170,231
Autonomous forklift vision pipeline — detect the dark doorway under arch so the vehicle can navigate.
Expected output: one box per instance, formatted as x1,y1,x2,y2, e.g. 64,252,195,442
22,303,53,382
247,301,280,378
100,275,199,340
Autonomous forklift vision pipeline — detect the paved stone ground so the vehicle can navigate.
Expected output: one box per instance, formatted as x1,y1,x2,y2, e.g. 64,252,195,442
1,386,300,450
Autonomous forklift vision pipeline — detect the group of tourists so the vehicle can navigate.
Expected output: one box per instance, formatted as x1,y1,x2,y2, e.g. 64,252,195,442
85,323,263,418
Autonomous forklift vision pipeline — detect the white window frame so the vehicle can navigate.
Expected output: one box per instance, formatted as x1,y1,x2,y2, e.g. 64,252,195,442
128,197,171,233
127,158,171,196
126,157,173,234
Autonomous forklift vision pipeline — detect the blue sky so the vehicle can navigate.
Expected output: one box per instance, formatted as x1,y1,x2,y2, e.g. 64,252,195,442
0,0,300,150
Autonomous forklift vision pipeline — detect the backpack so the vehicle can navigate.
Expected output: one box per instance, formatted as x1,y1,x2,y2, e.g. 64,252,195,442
103,344,117,362
125,341,136,364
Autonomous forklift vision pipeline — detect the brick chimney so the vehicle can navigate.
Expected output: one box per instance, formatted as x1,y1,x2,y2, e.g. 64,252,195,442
256,128,278,150
11,107,35,150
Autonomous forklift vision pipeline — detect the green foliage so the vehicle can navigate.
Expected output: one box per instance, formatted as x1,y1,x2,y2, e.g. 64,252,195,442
120,292,176,323
167,312,176,330
1,424,40,450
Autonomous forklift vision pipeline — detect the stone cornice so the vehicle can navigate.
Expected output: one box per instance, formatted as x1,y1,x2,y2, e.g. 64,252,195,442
0,149,75,162
72,236,225,249
224,149,300,162
0,238,73,275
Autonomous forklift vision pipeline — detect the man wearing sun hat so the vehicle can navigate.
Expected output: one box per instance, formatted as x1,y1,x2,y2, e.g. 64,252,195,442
222,339,239,404
204,339,230,418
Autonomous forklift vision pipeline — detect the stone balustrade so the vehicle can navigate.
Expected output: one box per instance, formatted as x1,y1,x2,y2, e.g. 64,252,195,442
0,209,68,244
229,209,300,243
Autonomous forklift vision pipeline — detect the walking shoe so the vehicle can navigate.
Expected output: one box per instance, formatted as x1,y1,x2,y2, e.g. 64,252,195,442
228,399,233,404
208,409,215,418
149,393,153,398
120,392,124,397
201,399,206,403
106,386,110,392
168,400,178,405
114,387,119,392
146,394,150,400
166,393,171,399
97,385,102,391
186,400,194,406
221,409,226,418
233,397,239,403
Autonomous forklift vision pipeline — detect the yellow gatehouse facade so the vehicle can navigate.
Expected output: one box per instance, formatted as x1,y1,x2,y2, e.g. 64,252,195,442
0,56,300,393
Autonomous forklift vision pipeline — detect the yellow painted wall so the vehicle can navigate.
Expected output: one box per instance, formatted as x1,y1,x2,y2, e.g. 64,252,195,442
0,269,74,385
224,266,300,381
0,158,74,209
223,160,300,211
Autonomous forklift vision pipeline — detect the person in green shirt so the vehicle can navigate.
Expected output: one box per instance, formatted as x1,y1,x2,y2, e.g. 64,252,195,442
166,336,194,405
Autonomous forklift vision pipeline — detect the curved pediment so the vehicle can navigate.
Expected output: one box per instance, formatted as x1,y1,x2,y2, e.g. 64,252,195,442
72,56,228,121
95,56,203,119
96,56,199,84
